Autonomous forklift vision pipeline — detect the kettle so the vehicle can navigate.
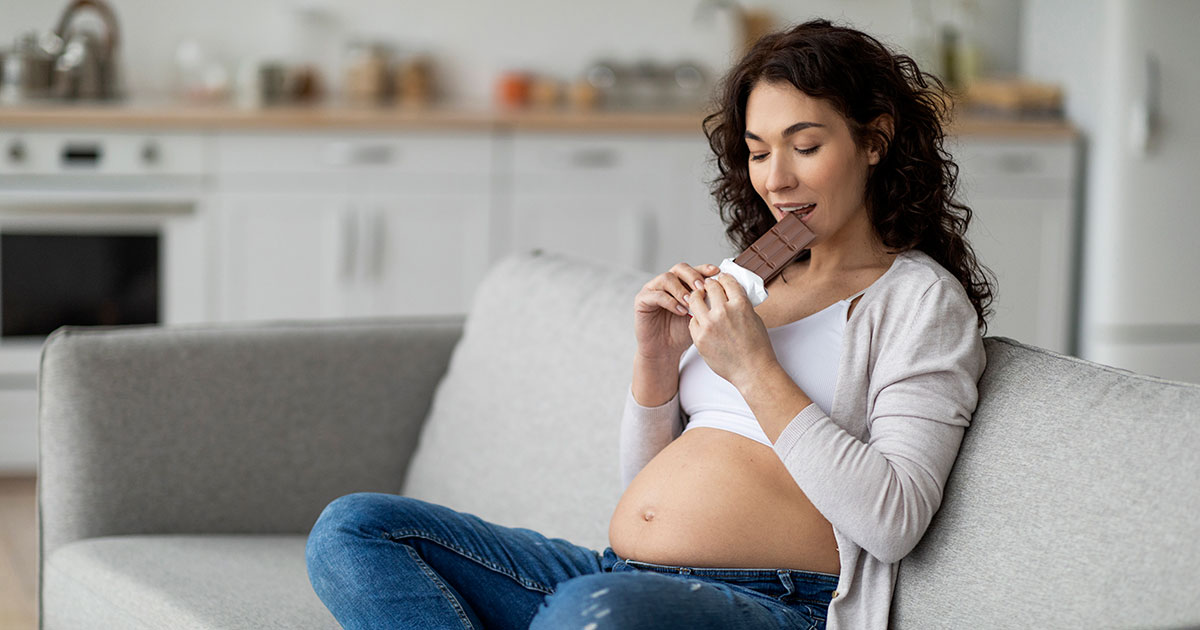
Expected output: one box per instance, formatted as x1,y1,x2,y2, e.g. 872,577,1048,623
50,0,122,100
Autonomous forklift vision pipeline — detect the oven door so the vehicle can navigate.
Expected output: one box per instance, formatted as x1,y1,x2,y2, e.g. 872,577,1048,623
0,199,207,375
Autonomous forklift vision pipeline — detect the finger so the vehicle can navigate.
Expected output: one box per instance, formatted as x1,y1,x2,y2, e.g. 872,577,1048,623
715,273,747,305
671,263,715,292
649,272,693,308
637,286,690,316
655,293,690,316
687,286,710,318
703,276,729,306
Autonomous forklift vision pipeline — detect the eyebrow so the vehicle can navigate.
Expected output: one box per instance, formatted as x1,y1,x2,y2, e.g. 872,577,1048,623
744,121,825,142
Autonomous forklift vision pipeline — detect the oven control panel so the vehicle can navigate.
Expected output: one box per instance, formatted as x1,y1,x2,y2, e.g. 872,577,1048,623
0,131,206,176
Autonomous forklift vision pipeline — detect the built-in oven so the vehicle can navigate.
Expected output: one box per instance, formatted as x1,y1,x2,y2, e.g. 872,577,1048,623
0,130,210,471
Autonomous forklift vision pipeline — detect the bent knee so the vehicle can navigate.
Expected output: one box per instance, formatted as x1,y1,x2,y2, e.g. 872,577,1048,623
306,493,413,571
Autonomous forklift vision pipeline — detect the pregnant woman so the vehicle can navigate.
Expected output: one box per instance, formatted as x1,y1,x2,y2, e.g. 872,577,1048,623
307,18,992,630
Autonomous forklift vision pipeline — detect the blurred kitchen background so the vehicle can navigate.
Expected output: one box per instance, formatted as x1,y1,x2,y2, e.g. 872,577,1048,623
0,0,1198,477
1,0,1198,626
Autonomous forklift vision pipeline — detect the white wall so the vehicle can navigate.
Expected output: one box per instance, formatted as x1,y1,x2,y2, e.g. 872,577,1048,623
2,0,1023,104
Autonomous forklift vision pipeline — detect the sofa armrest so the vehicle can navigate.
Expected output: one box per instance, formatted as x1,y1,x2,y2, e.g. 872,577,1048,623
37,317,463,558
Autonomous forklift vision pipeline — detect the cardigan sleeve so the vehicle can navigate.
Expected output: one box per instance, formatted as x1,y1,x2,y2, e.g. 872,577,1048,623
771,277,986,564
619,388,685,489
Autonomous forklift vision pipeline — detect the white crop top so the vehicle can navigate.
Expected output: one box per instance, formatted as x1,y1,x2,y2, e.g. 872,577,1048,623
678,290,865,447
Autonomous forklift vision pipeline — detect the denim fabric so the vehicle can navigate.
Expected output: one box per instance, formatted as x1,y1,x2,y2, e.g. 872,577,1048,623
307,493,837,629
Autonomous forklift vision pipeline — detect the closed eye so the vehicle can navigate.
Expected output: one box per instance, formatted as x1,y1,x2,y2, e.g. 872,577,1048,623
748,146,820,162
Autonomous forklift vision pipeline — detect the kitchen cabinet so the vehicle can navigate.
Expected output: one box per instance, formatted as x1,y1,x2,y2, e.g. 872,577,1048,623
503,133,732,275
953,136,1079,353
352,193,490,317
502,131,1080,355
211,132,492,322
0,386,37,473
214,193,342,321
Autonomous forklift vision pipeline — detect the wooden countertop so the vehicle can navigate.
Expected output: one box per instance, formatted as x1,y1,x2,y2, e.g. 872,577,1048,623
0,101,1077,138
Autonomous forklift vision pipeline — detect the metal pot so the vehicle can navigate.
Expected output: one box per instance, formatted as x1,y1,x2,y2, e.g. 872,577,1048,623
50,0,122,100
0,32,58,102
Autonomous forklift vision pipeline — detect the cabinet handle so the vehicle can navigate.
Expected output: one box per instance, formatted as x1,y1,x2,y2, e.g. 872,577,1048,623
1129,52,1160,157
341,210,358,280
636,207,659,272
360,209,386,281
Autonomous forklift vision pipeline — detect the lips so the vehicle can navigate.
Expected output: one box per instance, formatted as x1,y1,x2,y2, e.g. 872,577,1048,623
775,203,816,221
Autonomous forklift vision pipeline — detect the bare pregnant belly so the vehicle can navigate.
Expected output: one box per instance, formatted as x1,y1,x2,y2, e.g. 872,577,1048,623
608,428,841,574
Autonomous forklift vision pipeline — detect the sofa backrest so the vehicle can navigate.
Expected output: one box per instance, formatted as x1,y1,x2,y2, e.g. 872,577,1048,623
893,337,1200,628
402,253,648,549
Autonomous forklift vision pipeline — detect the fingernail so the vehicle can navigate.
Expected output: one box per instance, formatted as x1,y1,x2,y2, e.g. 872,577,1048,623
694,280,703,290
676,305,688,315
681,294,690,303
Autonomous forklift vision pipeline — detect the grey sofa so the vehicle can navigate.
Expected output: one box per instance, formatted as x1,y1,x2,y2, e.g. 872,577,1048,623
37,253,1200,629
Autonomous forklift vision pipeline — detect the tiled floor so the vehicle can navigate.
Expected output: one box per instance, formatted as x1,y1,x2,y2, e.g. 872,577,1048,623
0,476,37,630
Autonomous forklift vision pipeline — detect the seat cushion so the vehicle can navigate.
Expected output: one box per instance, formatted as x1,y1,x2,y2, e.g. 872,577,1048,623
42,535,338,630
401,253,649,550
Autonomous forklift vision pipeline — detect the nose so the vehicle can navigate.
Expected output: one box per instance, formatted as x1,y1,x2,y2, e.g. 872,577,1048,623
764,153,797,193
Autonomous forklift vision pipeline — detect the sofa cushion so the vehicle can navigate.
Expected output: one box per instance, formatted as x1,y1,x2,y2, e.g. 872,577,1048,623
402,253,648,550
892,337,1200,628
42,535,337,630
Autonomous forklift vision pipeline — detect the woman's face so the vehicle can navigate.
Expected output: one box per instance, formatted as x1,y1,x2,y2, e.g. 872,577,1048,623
743,80,881,246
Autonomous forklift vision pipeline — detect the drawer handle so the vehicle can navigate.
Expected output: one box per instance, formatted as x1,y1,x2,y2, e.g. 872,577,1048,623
324,142,400,167
995,152,1039,174
567,147,618,169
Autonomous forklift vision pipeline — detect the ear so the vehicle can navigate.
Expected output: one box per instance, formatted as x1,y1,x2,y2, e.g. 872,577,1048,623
866,114,894,166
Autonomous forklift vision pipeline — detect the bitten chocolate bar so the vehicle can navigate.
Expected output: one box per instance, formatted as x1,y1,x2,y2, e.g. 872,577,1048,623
732,212,817,284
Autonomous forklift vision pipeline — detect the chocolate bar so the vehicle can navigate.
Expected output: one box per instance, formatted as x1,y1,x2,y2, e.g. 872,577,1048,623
732,212,816,284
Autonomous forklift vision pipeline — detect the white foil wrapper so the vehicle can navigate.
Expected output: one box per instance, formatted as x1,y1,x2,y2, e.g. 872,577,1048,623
687,258,770,315
718,258,769,306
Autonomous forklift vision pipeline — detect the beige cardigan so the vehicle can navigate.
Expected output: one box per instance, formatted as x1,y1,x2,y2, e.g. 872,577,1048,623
619,249,987,630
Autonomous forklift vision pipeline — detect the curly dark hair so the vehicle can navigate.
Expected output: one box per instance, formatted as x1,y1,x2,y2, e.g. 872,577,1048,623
702,19,994,328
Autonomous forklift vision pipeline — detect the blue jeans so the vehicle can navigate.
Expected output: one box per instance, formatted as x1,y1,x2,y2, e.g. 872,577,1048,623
306,493,837,630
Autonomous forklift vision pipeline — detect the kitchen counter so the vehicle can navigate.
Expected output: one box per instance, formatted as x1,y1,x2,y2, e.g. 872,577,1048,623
0,101,1077,138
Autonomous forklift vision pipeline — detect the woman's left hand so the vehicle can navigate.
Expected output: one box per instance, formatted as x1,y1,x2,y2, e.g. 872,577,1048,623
688,274,779,389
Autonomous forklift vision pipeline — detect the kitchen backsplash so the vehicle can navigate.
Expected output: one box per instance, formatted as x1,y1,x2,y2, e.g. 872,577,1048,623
1,0,1022,106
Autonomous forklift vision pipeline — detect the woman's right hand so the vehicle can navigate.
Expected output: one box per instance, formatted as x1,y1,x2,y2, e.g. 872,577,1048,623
634,262,721,362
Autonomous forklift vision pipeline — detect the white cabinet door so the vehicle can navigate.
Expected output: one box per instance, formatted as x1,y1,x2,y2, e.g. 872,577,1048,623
358,194,491,317
509,134,660,272
661,138,737,269
967,196,1073,349
510,193,658,272
508,133,724,274
212,131,493,321
214,193,351,322
955,137,1079,352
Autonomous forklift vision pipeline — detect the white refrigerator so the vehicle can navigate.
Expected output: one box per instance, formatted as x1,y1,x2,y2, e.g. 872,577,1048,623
1023,0,1200,383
